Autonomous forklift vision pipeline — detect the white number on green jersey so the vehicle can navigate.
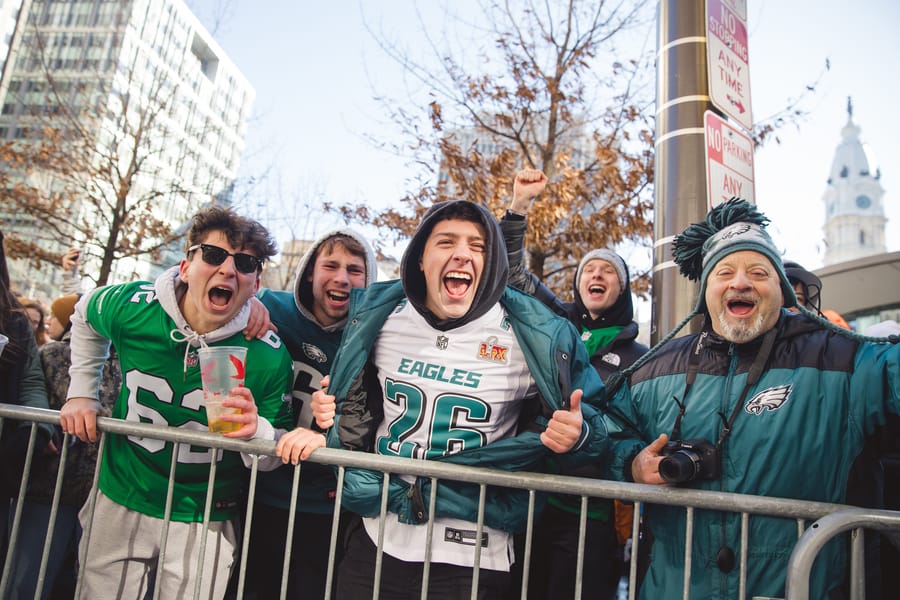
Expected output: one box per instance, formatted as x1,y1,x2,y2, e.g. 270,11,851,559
123,370,221,464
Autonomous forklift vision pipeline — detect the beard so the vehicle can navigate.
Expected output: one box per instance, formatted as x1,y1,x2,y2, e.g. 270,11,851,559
711,304,768,344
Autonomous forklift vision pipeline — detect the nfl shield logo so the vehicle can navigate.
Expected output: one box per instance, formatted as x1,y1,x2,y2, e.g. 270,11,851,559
436,335,449,350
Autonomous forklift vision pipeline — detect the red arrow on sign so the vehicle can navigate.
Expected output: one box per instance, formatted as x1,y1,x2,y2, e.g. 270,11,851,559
727,95,746,114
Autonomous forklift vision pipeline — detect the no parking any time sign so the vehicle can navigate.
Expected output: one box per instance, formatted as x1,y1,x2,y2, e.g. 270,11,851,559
705,110,755,208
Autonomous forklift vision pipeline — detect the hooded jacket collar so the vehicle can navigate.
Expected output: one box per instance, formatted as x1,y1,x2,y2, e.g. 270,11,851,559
291,227,378,333
400,201,508,331
155,266,252,376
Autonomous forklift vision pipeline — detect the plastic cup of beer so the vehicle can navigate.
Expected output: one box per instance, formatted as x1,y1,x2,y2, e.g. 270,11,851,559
0,334,8,358
198,345,247,434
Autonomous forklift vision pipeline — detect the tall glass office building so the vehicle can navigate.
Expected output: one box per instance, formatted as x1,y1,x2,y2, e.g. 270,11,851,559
0,0,254,299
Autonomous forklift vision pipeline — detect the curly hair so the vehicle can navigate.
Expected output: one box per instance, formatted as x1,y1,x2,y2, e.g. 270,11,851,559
186,205,278,264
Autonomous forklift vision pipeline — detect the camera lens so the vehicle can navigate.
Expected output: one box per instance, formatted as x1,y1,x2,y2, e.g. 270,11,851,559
659,450,700,483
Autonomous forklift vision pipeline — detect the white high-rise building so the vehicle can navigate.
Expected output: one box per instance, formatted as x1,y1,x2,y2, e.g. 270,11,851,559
436,117,593,197
0,1,24,71
0,0,254,299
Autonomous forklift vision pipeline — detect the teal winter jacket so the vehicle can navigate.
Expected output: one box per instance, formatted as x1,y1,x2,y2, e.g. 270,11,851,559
325,280,613,533
610,311,900,600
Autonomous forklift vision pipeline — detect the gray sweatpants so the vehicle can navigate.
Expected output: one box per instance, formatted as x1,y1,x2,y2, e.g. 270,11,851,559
77,491,237,599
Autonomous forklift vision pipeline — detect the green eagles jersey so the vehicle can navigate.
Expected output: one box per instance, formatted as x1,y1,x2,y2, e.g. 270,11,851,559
86,281,293,522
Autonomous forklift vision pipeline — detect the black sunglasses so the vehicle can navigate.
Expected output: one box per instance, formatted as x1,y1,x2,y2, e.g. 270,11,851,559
188,244,262,274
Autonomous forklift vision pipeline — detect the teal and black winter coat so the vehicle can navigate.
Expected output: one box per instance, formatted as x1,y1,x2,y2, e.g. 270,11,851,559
254,226,378,515
325,280,614,533
610,311,900,600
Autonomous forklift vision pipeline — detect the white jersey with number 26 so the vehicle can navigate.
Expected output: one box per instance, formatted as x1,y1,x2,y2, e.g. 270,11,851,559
362,300,536,570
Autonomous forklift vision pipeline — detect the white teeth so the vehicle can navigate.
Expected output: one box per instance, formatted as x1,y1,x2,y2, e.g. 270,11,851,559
327,291,349,300
446,272,471,281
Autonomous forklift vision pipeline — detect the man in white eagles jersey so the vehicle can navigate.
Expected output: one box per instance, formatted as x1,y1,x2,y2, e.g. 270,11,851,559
60,206,293,599
301,200,612,599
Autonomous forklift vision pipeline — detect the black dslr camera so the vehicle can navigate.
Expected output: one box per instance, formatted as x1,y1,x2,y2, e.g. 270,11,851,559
658,439,720,484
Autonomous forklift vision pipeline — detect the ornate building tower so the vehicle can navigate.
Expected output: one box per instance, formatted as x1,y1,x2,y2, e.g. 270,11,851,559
822,98,887,265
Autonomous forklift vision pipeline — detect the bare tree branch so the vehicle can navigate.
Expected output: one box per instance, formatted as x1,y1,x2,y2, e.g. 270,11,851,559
340,0,656,298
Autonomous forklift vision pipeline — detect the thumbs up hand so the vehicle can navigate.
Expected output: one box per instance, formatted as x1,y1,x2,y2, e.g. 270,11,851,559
541,389,584,454
311,375,336,429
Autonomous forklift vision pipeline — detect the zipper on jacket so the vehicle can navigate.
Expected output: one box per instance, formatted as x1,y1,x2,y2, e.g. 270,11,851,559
555,348,572,409
719,344,739,482
408,479,427,523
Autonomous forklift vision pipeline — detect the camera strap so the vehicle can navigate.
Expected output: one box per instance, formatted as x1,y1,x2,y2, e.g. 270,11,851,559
671,326,779,450
671,326,780,575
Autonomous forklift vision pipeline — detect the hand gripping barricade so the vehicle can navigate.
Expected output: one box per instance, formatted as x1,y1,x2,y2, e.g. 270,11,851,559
1,403,899,600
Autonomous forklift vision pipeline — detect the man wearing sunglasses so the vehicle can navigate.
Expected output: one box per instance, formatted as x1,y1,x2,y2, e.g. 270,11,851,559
60,206,294,599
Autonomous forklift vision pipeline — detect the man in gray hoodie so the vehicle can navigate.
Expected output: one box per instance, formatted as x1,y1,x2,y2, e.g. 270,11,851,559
244,228,377,600
60,206,293,599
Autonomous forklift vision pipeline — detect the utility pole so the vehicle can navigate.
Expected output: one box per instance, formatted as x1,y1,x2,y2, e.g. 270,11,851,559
651,0,711,343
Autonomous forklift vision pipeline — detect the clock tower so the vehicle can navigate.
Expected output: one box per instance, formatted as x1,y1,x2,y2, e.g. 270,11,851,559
822,98,887,265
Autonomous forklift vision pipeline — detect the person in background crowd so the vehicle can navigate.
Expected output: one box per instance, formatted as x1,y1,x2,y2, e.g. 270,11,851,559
783,260,821,314
783,260,850,329
500,168,648,600
20,299,50,348
59,207,293,599
305,200,612,599
6,292,121,600
822,308,850,330
241,228,377,600
0,230,54,576
60,248,83,296
612,199,900,599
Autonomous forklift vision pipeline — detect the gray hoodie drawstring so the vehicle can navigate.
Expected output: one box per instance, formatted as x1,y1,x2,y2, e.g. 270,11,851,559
170,327,208,379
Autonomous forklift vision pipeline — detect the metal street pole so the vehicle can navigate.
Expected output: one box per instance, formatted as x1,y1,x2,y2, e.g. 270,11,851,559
652,0,711,343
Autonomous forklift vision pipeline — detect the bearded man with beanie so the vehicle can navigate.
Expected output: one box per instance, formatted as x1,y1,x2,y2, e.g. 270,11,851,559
609,198,900,600
500,168,648,600
300,199,614,599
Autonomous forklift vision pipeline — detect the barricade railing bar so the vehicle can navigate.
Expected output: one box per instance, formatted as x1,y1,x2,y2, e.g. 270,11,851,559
1,404,898,600
784,507,900,599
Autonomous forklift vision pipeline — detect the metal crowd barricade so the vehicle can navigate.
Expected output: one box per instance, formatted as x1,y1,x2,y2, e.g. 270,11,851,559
784,508,900,599
1,403,899,600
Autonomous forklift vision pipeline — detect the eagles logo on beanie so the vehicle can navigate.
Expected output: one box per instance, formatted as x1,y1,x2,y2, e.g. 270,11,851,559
671,198,796,312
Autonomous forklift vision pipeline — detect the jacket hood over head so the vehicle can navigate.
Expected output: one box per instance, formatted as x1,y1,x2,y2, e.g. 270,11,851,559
293,227,378,331
400,200,508,331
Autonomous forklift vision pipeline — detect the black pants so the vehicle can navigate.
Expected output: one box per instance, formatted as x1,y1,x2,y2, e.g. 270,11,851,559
242,504,342,600
515,503,621,600
336,516,510,600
